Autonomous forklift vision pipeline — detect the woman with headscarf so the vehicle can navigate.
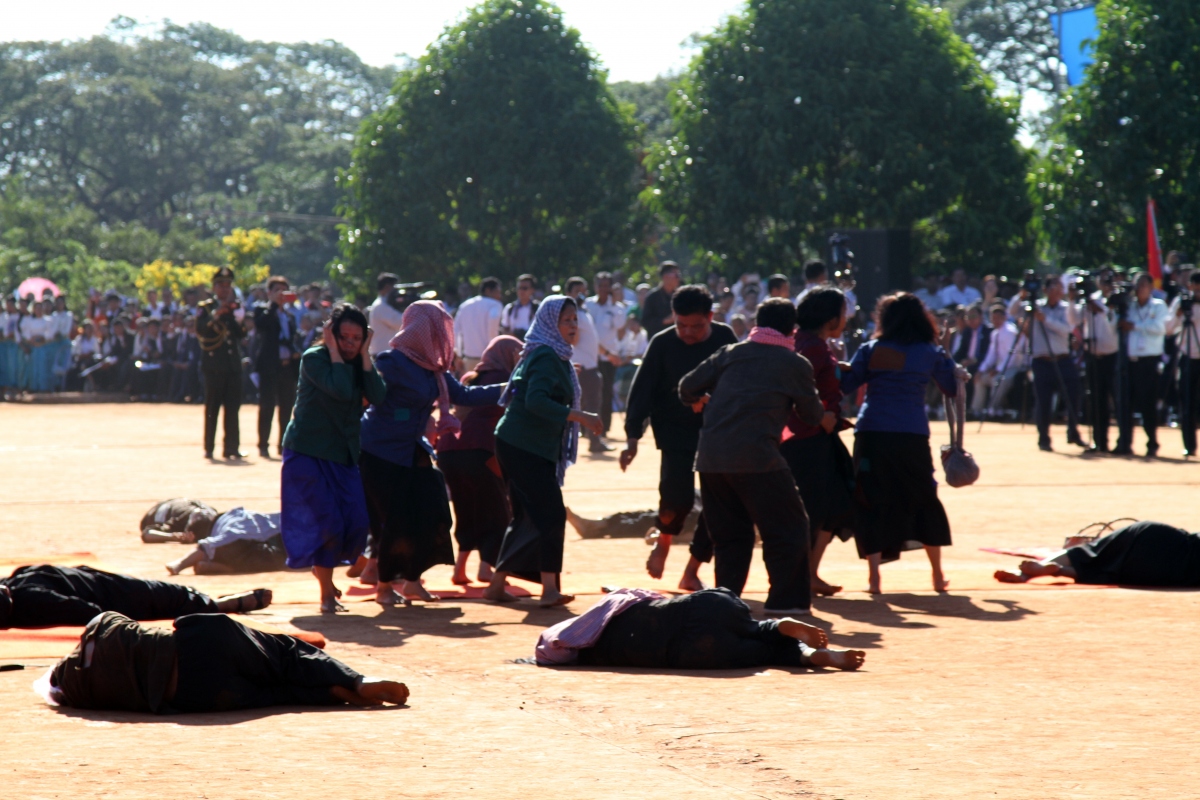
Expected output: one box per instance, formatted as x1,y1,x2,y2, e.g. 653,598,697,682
482,296,604,607
436,335,523,586
359,301,506,605
280,303,384,613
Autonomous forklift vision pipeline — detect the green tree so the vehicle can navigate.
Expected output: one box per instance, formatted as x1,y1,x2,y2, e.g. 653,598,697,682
932,0,1064,96
336,0,643,288
611,76,677,149
1037,0,1200,268
647,0,1032,277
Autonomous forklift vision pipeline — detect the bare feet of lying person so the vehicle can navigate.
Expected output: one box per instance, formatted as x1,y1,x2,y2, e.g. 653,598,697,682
776,618,829,649
645,533,671,579
330,679,410,707
812,576,843,596
400,580,439,602
1019,559,1063,578
564,506,599,538
809,648,866,671
994,568,1031,583
215,588,273,613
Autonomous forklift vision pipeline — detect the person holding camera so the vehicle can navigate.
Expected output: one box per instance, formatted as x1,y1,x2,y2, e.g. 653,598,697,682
1166,271,1200,456
1116,273,1170,457
1008,276,1085,452
196,267,246,459
1076,270,1121,452
252,276,301,458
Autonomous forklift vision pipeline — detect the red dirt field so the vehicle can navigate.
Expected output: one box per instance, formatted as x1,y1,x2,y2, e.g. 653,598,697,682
1,403,1197,799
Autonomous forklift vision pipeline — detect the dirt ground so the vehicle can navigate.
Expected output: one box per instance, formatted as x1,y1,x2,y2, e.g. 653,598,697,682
1,403,1197,799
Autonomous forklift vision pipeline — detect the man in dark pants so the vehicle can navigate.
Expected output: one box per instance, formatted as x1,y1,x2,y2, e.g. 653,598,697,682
253,276,300,458
196,267,246,459
1167,271,1200,456
588,272,625,437
640,261,682,338
1077,272,1120,452
621,284,737,590
1116,273,1170,457
679,298,824,615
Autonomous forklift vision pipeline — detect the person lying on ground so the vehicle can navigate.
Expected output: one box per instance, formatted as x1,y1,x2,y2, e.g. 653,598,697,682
164,507,287,576
38,612,408,714
994,520,1200,587
139,497,219,543
536,587,864,671
0,565,270,629
565,492,701,540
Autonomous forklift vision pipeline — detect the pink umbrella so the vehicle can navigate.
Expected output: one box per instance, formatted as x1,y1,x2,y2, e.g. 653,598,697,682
16,277,61,300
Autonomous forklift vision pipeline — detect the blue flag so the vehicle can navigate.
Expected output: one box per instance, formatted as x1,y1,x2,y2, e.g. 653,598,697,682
1050,5,1099,87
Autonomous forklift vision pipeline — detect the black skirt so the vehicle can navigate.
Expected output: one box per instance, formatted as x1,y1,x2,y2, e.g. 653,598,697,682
493,437,566,580
360,449,454,583
851,431,951,562
211,535,289,574
780,431,855,541
437,448,510,566
1067,521,1200,586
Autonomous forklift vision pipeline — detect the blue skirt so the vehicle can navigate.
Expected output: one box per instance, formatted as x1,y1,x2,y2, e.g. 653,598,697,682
280,449,370,569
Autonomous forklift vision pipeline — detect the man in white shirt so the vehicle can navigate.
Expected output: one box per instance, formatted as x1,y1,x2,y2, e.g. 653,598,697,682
975,304,1026,417
1116,272,1170,456
566,276,611,453
939,268,983,308
1073,271,1120,452
912,274,946,311
1166,271,1200,455
453,277,503,373
1009,277,1084,451
367,272,403,358
587,272,626,436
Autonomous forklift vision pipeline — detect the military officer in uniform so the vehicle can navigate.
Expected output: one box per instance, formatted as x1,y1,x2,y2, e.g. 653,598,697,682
196,267,247,459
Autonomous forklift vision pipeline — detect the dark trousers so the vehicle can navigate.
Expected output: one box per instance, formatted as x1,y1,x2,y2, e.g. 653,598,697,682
203,368,241,456
578,366,602,445
699,469,811,610
597,359,617,433
1032,356,1082,445
257,361,299,450
1086,352,1117,449
657,448,697,536
494,438,566,575
1180,356,1200,454
171,614,361,712
1118,357,1160,449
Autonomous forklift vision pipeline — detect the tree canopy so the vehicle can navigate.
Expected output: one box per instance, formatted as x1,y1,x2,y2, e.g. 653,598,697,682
336,0,643,289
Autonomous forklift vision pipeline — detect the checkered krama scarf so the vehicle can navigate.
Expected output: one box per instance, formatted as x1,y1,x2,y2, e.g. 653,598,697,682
389,300,460,439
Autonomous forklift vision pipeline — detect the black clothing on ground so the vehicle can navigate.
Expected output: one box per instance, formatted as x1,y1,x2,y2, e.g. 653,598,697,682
438,448,509,566
0,566,217,629
576,589,812,669
1085,352,1118,450
623,324,738,453
171,614,361,712
360,449,454,584
699,470,811,610
1066,521,1200,586
639,286,675,339
203,369,242,457
139,498,217,537
1117,357,1160,450
493,437,566,579
851,431,952,562
781,432,855,540
51,611,177,713
212,535,289,574
680,341,824,474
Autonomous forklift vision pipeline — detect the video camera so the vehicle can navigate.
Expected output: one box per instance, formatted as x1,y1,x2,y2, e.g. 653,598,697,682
386,281,432,313
1180,289,1194,320
829,233,854,270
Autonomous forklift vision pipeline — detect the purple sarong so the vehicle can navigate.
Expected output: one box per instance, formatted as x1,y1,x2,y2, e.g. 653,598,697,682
280,449,370,569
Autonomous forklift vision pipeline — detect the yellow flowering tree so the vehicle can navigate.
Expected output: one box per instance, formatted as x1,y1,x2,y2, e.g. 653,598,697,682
223,228,281,291
136,260,220,300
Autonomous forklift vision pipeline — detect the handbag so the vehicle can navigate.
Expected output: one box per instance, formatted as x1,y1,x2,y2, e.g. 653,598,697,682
940,374,980,487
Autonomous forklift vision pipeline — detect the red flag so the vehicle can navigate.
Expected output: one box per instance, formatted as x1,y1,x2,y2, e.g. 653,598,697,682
1147,197,1163,289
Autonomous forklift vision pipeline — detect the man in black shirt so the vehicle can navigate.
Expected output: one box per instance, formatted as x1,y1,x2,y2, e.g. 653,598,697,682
639,261,682,338
252,276,301,458
196,266,247,459
621,284,737,590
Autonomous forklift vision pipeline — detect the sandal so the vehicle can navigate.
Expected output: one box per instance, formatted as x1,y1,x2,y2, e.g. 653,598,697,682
235,588,271,613
320,598,348,614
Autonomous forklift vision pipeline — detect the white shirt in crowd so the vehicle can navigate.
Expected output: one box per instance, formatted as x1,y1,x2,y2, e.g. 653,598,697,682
586,294,626,355
1125,296,1170,358
453,294,503,359
51,309,74,338
913,288,945,310
1008,295,1077,358
18,315,49,342
501,301,536,335
616,326,648,359
977,321,1026,373
572,306,600,370
71,334,99,361
939,284,982,308
367,296,404,357
1077,292,1119,357
1166,296,1200,359
0,312,19,340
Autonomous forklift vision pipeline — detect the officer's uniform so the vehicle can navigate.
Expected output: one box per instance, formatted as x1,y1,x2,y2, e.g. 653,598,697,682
196,268,246,457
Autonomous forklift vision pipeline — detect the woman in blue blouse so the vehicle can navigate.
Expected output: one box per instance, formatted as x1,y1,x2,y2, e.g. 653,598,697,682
841,293,962,594
359,301,504,605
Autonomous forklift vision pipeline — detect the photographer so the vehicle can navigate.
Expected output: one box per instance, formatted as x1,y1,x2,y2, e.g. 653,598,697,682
1116,273,1169,457
1166,270,1200,456
1008,276,1085,452
1074,270,1120,453
196,267,247,459
253,276,301,458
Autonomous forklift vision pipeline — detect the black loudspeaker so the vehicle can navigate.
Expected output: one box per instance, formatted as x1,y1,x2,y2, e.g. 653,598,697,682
829,228,912,317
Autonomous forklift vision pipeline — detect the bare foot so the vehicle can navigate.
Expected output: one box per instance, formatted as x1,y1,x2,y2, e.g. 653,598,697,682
809,648,866,671
375,584,410,606
165,561,183,576
477,563,495,583
1018,560,1062,578
482,584,519,603
994,568,1030,584
538,592,575,608
215,588,273,613
357,558,378,586
330,685,376,707
346,555,368,579
677,573,709,592
646,537,670,579
451,572,472,586
868,578,882,595
400,580,439,602
777,618,828,649
932,572,950,592
357,678,410,705
812,577,842,596
320,597,348,614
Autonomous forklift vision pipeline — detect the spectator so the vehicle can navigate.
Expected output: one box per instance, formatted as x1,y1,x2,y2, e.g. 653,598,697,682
500,274,540,340
587,271,627,436
454,277,504,373
913,274,946,311
640,261,682,338
367,272,402,358
565,276,612,453
766,274,791,300
729,313,749,341
795,260,828,303
939,268,982,308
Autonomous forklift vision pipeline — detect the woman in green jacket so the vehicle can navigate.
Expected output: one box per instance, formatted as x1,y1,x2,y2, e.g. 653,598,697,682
483,296,603,607
280,304,385,613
